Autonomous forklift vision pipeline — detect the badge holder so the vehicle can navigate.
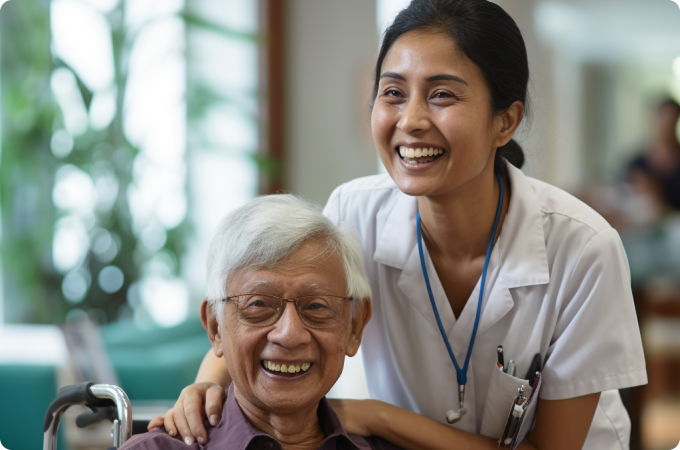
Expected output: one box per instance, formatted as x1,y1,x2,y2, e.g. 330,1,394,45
498,373,541,448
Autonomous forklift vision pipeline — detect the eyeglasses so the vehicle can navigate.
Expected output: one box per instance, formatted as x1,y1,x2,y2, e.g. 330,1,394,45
223,294,353,329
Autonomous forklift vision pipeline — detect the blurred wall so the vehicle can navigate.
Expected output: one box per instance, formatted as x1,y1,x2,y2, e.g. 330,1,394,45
496,0,555,185
499,0,680,191
285,0,379,206
497,0,592,191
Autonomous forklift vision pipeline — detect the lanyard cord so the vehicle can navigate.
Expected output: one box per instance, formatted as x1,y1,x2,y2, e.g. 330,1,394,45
416,171,504,386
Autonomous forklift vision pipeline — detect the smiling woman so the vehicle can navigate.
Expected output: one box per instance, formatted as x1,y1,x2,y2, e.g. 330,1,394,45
372,0,527,184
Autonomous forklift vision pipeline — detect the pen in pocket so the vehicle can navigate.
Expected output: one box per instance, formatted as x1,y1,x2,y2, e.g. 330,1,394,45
524,353,542,385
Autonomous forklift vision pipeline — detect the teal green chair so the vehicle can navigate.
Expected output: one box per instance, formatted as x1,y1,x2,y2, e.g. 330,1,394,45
0,317,210,450
0,364,65,449
103,316,212,401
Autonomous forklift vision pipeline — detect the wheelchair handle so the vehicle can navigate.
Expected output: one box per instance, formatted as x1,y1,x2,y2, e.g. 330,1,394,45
43,382,132,450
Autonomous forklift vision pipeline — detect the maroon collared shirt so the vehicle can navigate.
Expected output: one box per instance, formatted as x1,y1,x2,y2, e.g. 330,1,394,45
122,385,402,450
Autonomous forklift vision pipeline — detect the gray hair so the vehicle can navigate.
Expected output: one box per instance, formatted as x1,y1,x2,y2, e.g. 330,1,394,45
205,194,371,322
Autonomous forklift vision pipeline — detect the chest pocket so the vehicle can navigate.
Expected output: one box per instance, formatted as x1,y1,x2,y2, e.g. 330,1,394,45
480,362,541,441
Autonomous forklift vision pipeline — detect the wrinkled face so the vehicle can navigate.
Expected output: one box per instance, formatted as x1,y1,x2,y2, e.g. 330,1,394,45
210,240,365,414
371,30,503,197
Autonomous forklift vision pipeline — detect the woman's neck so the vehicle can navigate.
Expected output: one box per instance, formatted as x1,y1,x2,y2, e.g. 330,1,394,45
235,389,326,450
417,163,510,263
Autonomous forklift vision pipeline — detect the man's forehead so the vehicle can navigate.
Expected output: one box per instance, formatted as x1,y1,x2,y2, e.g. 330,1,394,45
235,277,338,294
228,243,347,294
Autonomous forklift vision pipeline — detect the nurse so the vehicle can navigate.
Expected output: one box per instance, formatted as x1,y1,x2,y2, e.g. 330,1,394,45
150,0,646,448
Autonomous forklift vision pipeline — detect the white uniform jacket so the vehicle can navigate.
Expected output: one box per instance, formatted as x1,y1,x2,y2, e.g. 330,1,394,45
323,163,647,450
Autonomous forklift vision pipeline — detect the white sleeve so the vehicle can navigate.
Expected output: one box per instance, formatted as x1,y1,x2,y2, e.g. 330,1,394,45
322,184,344,225
540,228,647,400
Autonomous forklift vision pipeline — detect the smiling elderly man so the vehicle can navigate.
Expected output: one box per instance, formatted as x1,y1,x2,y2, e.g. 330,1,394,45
122,195,402,450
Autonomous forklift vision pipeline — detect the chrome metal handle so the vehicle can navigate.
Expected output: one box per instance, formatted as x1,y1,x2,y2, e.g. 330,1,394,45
89,384,132,447
43,383,132,450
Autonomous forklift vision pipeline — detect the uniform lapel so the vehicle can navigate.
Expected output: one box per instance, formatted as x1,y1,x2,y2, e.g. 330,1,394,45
397,242,463,353
373,193,417,270
498,165,550,289
373,164,550,350
468,165,551,335
373,194,463,351
475,249,514,335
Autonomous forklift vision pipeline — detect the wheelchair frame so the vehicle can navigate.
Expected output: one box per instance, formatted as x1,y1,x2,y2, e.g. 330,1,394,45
43,382,132,450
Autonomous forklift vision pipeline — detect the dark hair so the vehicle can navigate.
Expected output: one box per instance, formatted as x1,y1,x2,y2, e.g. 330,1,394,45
373,0,529,178
657,98,680,115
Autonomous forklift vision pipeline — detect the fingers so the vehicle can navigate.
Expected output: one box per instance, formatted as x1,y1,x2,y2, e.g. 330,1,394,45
162,383,223,445
147,415,165,431
163,409,180,439
172,397,200,445
184,391,210,445
204,384,227,426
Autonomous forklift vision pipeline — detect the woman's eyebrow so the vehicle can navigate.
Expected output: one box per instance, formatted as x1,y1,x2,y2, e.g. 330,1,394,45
425,74,468,86
379,71,406,81
379,72,468,86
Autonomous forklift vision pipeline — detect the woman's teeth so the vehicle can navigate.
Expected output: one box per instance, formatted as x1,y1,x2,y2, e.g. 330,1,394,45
398,146,444,164
263,360,311,373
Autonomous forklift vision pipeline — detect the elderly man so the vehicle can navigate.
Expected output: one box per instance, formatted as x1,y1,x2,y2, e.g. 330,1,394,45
122,195,401,449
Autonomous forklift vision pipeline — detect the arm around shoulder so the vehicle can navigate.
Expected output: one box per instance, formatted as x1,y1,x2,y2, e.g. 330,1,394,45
335,394,599,450
147,349,231,444
196,347,232,387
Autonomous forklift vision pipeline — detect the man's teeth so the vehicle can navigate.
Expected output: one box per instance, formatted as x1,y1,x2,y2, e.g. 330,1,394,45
399,146,444,159
263,361,311,373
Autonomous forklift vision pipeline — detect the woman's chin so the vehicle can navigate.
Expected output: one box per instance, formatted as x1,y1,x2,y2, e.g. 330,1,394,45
392,176,441,198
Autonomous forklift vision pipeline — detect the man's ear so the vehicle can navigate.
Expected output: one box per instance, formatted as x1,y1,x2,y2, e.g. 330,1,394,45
492,100,525,149
200,299,224,358
346,299,372,357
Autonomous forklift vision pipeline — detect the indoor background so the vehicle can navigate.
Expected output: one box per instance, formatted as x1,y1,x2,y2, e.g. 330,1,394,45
0,0,679,449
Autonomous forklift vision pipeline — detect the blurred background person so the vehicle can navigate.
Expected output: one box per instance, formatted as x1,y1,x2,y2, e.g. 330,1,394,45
627,99,680,216
584,98,680,230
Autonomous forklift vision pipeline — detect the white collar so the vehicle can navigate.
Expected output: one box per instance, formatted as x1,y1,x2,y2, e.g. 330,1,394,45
372,164,550,347
373,163,550,289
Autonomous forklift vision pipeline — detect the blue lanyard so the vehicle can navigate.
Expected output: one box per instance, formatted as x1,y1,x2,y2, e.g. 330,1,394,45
416,171,504,386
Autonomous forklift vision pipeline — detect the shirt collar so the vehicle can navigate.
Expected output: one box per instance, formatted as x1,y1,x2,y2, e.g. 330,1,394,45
208,384,366,450
208,384,278,450
316,397,368,450
373,163,549,289
498,164,550,288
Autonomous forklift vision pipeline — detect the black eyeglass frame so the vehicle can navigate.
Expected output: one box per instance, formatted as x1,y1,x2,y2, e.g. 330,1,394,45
222,293,354,329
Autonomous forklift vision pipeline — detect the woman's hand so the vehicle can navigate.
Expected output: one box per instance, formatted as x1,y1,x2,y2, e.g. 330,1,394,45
328,399,380,437
147,382,227,445
332,394,600,450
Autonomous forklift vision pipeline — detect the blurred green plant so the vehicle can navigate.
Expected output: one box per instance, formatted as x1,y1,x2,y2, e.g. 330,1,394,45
1,0,159,324
0,0,280,323
1,0,63,323
1,0,275,325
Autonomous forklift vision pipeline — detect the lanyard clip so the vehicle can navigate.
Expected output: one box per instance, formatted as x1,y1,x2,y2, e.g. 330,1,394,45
446,384,467,424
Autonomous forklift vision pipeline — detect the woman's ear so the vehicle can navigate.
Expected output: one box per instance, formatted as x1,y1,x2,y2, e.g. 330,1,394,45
200,299,224,358
493,100,525,148
346,299,372,357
